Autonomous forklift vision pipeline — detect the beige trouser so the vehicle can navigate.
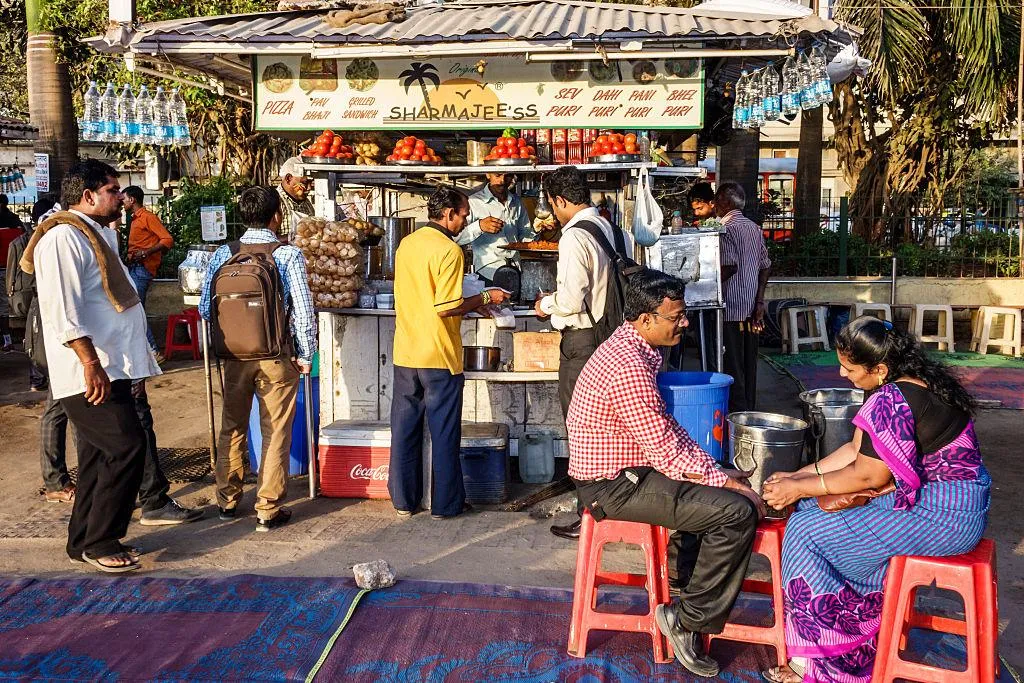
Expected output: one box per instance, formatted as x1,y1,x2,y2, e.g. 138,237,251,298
216,357,300,520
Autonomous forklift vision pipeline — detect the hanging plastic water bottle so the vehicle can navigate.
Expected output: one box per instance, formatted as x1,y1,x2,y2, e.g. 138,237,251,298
115,84,136,143
732,70,751,129
798,53,817,110
762,65,781,121
749,69,766,128
97,82,118,143
812,46,833,106
135,85,155,144
780,57,801,117
152,86,171,145
171,89,192,146
81,81,101,142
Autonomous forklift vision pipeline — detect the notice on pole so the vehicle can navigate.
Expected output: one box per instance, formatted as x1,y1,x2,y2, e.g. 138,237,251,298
254,54,703,131
200,205,227,241
34,153,50,194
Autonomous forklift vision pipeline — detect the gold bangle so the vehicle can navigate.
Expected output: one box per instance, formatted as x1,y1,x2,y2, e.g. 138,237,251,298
819,473,832,495
480,290,490,306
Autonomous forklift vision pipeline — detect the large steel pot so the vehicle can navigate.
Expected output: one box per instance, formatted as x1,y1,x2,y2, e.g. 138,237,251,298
369,216,415,280
727,412,809,495
799,388,864,461
464,345,501,371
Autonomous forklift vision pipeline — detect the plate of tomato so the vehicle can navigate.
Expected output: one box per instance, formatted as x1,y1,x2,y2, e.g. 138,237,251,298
588,132,641,161
385,136,443,165
483,135,537,165
300,130,356,163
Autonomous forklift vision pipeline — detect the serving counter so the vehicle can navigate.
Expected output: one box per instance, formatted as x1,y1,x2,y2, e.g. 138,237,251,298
317,306,569,460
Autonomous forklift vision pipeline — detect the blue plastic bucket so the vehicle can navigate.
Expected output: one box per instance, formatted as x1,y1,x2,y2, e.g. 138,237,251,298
460,423,509,504
657,372,733,462
247,375,319,476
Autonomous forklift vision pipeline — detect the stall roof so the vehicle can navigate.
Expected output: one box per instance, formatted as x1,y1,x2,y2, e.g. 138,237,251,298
0,117,37,141
88,0,853,98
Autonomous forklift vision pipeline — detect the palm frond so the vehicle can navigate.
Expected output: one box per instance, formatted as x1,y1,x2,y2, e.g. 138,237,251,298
945,0,1016,120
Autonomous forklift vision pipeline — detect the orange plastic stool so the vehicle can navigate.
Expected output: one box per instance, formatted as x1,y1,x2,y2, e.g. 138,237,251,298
164,308,200,360
706,517,789,666
568,509,674,663
872,538,998,683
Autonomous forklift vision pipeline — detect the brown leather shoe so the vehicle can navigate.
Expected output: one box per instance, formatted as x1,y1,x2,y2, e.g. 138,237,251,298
44,486,75,503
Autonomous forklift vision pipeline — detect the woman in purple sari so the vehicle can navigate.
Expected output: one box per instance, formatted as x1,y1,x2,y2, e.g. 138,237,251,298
760,316,990,683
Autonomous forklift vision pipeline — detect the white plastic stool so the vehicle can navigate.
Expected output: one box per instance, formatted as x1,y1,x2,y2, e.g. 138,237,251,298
781,306,830,355
970,306,1022,356
910,305,955,352
852,303,893,322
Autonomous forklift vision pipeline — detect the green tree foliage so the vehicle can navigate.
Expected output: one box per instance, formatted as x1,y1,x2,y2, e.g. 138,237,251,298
830,0,1020,243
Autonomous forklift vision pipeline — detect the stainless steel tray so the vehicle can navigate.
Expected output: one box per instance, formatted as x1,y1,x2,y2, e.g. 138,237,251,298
588,153,642,164
484,157,535,167
392,159,442,166
305,156,355,165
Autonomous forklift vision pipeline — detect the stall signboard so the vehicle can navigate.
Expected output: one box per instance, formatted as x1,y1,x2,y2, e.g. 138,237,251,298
34,153,49,193
254,54,703,131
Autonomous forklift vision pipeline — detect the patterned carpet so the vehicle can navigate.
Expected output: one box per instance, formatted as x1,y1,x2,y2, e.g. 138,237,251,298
0,575,1014,681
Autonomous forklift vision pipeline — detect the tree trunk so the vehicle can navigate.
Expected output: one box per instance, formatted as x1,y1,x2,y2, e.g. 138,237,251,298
26,0,78,194
717,128,761,222
794,107,824,238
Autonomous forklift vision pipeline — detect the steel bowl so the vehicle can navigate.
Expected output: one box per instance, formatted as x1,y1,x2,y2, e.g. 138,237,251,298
464,345,501,372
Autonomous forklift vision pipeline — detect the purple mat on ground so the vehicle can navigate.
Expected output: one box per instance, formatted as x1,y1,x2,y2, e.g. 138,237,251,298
786,365,1024,409
0,575,1013,681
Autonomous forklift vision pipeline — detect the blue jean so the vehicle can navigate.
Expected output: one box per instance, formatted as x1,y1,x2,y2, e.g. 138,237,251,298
389,366,465,516
128,264,157,351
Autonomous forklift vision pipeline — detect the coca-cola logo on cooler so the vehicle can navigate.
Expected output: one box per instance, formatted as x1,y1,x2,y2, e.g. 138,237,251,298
350,464,389,481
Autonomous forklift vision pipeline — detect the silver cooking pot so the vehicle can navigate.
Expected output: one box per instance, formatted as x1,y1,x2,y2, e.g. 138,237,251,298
464,345,501,372
368,216,415,280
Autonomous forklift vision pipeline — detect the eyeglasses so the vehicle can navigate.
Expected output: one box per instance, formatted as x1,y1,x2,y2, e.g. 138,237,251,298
651,311,687,326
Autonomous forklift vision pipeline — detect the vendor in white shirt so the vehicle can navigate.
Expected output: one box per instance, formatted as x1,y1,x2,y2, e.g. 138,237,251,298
456,172,533,282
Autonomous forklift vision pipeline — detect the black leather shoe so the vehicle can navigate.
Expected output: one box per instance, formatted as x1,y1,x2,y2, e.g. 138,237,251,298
655,604,720,677
255,508,292,532
550,518,581,540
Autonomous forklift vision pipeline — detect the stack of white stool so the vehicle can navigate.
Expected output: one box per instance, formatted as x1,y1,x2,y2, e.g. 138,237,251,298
781,306,830,355
910,304,955,352
852,303,893,322
970,306,1022,357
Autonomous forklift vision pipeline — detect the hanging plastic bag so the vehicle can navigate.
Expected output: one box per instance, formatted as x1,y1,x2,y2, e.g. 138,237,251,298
631,167,663,247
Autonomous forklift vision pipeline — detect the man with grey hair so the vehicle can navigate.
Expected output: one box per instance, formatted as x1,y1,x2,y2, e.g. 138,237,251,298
715,182,770,413
276,156,314,242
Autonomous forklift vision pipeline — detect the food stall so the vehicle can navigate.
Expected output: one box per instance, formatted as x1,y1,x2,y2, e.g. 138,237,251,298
91,0,853,492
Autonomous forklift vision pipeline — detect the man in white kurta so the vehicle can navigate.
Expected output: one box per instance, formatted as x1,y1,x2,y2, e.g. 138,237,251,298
30,160,160,572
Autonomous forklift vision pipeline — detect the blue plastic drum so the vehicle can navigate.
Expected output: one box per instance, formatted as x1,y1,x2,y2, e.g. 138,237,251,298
247,374,319,476
656,372,733,462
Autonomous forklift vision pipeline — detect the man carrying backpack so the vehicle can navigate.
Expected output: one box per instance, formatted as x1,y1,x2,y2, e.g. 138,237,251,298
534,166,635,541
199,186,315,533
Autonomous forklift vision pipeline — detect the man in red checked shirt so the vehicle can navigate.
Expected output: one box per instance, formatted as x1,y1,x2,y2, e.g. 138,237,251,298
566,268,765,678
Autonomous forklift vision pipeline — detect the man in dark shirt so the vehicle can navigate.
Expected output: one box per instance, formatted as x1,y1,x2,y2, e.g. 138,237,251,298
0,194,23,229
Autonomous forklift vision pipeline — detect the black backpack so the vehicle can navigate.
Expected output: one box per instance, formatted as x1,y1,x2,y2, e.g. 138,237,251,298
210,242,292,361
6,231,33,319
573,220,643,345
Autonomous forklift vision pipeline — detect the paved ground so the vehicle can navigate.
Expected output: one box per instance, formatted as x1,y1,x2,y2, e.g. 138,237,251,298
0,348,1021,671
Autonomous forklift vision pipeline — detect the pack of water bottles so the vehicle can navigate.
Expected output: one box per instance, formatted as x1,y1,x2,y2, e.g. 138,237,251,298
80,81,192,146
0,167,27,193
732,46,833,130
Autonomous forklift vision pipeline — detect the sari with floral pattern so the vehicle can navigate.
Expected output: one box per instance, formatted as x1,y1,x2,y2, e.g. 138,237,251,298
780,383,990,682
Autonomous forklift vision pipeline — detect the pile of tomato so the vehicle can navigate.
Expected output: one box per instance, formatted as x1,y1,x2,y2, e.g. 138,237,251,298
385,136,442,163
484,135,536,162
589,132,639,158
300,130,355,160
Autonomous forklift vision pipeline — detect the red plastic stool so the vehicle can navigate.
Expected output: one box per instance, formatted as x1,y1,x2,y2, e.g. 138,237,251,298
706,517,789,666
164,308,200,360
568,509,674,663
872,538,998,683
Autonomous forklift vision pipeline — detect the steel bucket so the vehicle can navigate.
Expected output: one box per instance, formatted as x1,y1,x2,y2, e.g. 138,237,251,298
369,216,415,280
727,412,809,495
799,388,864,461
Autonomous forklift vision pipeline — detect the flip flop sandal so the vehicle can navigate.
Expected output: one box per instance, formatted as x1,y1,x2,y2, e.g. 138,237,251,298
81,551,140,574
761,667,802,683
120,544,144,560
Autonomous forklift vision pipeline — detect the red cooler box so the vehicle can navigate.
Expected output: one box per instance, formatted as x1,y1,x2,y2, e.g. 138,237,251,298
318,421,392,498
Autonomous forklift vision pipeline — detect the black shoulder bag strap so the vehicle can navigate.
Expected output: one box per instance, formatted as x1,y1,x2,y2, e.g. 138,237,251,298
572,219,628,330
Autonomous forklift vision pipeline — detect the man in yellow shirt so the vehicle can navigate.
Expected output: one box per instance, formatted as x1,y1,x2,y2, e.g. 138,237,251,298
391,187,507,520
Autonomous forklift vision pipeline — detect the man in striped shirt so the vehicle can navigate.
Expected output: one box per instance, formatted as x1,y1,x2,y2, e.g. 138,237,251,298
717,182,771,412
567,268,764,677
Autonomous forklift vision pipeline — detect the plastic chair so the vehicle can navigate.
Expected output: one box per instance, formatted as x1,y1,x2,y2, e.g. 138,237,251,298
872,538,997,683
568,509,674,663
164,308,200,360
780,306,830,354
706,518,788,666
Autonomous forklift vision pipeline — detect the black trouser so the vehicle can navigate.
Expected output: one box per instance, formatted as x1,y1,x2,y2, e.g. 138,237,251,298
60,380,147,560
723,321,759,413
558,327,599,419
574,467,757,634
40,387,70,493
389,366,465,517
29,361,47,390
134,381,170,513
